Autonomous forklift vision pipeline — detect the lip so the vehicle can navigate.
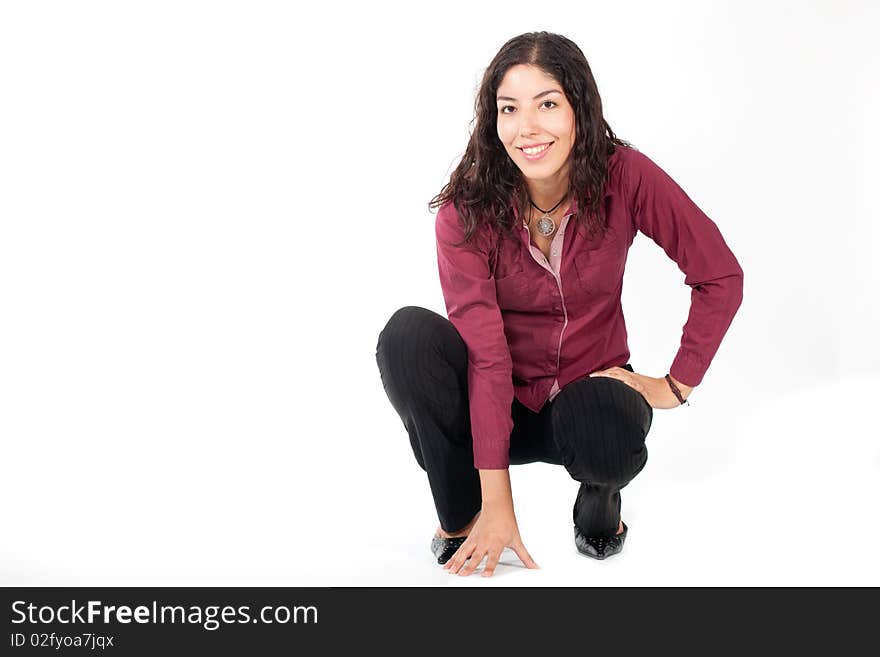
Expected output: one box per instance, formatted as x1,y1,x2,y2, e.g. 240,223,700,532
518,142,553,161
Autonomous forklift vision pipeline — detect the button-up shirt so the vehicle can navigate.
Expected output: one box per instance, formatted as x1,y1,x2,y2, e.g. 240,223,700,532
435,146,744,469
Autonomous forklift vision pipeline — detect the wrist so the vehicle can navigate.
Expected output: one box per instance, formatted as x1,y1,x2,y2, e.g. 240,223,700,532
665,373,693,405
478,469,514,508
671,376,693,397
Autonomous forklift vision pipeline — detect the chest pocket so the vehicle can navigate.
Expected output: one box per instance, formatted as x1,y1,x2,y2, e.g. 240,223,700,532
493,241,532,311
574,228,626,297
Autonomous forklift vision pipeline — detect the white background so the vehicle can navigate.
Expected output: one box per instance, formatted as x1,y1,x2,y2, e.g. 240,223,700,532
1,0,878,586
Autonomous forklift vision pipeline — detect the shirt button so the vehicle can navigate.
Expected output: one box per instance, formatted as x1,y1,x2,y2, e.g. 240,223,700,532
551,251,557,256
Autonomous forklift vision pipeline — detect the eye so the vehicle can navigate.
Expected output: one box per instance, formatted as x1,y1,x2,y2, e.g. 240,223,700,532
498,100,557,115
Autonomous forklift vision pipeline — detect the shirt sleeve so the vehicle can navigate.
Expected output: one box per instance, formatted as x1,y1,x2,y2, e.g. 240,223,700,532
435,202,513,470
624,149,744,387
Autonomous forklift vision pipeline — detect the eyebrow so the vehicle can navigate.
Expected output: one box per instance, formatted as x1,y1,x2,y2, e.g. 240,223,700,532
496,89,562,102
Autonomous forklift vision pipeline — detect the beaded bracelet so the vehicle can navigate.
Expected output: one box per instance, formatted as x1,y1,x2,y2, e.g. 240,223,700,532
665,374,690,406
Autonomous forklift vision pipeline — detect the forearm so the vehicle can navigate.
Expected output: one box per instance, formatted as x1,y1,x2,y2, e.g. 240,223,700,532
479,468,514,510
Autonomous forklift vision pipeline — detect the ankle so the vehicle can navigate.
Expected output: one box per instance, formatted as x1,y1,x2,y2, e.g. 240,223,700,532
436,510,481,539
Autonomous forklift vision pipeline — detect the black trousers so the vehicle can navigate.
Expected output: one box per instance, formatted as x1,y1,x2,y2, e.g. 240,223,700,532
375,306,653,538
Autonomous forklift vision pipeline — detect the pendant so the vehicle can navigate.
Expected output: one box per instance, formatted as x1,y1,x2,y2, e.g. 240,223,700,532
536,213,556,236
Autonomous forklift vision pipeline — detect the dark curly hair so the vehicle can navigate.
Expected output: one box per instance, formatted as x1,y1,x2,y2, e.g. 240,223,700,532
429,31,632,245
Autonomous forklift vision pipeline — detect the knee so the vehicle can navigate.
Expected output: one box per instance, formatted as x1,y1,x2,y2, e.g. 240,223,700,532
551,378,648,485
376,306,469,422
376,306,465,371
378,306,433,344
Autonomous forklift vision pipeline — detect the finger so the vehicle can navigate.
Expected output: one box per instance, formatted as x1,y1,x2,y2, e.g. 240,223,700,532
442,537,469,570
592,368,627,385
446,543,474,574
512,541,539,569
590,369,619,379
481,550,502,577
458,547,487,576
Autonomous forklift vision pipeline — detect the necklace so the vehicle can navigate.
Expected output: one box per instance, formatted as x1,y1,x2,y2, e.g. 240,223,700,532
527,192,568,237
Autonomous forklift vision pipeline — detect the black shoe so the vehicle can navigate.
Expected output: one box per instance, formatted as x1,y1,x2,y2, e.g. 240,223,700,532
430,535,467,565
574,522,628,560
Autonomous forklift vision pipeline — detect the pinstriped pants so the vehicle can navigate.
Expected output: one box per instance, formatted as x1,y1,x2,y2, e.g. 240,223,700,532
376,305,653,538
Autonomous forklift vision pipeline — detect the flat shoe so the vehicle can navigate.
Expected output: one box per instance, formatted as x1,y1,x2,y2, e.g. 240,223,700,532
574,521,628,560
430,534,467,565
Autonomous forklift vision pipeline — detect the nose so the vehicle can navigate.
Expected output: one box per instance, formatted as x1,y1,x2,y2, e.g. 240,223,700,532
518,107,541,137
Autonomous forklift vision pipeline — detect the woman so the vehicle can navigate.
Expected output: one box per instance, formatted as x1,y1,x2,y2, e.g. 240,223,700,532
375,32,743,577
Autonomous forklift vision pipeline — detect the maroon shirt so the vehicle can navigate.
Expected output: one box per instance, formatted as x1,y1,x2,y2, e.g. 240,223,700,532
435,146,744,469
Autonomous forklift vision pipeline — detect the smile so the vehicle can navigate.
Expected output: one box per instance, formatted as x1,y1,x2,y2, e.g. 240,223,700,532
519,142,553,161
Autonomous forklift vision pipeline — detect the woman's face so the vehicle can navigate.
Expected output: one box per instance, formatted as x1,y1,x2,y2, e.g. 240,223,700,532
495,64,576,187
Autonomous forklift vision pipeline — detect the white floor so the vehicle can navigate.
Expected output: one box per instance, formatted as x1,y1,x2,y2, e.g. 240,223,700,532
3,372,878,587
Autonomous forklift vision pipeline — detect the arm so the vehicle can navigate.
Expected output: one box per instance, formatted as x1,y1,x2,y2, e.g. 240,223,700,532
625,149,745,388
435,203,537,576
435,202,514,470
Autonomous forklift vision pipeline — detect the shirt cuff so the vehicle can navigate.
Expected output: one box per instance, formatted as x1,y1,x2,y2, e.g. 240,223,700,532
669,350,706,388
473,441,510,470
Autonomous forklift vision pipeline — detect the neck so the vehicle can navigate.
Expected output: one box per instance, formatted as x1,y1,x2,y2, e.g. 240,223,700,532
524,170,569,212
525,185,569,216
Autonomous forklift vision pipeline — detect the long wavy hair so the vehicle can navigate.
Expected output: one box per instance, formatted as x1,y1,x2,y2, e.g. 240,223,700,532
429,31,632,245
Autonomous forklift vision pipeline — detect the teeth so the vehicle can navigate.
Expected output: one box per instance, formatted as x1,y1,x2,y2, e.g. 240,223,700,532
523,143,550,155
